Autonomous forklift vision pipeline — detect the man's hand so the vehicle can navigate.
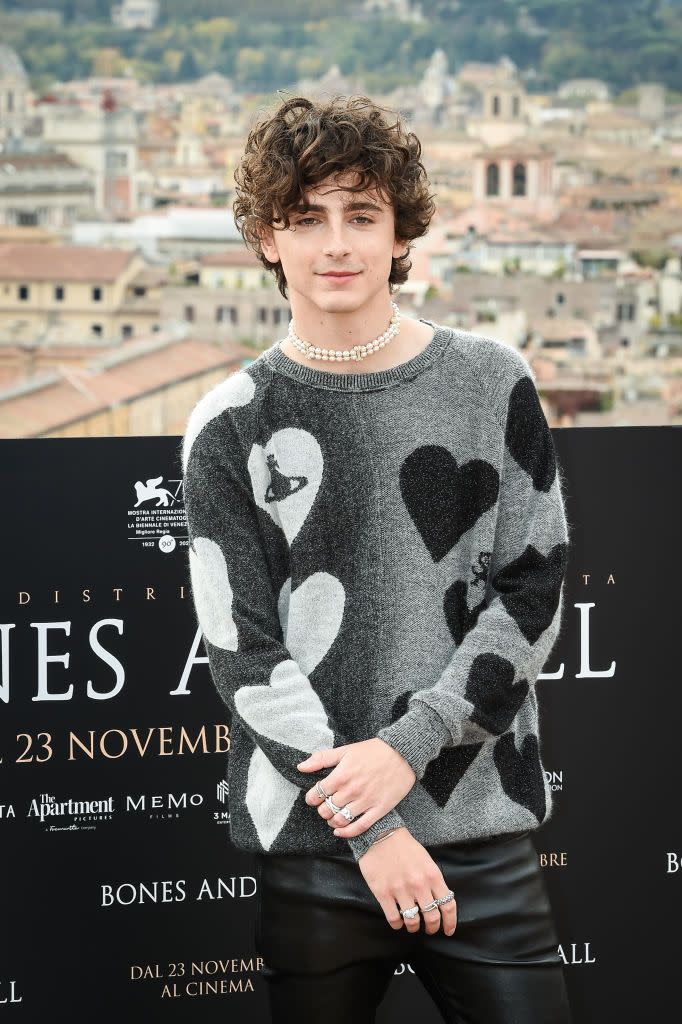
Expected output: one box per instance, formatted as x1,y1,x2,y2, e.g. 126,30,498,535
297,738,416,838
358,829,458,936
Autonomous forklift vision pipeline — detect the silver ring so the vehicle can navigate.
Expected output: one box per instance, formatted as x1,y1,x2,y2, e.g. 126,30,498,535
315,781,329,799
424,890,455,912
402,890,455,917
324,795,353,820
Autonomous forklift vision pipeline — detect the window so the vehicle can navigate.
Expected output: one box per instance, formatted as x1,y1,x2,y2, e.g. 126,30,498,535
133,286,146,297
105,151,128,170
92,286,102,302
17,211,37,226
617,302,635,322
91,324,103,337
258,307,267,323
122,324,133,339
486,163,500,197
184,305,195,322
55,285,64,301
512,162,527,197
18,285,30,300
216,306,238,324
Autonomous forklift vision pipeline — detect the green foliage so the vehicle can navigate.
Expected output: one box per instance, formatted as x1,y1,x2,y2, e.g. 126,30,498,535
0,0,681,92
632,248,673,269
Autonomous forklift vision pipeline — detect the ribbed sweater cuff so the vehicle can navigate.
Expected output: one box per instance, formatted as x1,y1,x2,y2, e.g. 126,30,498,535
376,701,452,781
347,807,406,861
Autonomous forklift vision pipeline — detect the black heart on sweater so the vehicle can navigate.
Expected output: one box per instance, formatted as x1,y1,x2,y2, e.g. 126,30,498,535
505,376,556,492
493,730,546,822
465,653,529,735
400,445,500,562
492,542,568,644
422,742,484,808
388,690,483,808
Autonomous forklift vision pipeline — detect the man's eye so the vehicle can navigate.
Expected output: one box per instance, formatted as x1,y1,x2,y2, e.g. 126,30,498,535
294,216,374,226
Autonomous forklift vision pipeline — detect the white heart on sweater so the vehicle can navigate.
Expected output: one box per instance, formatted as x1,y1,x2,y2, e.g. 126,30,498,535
245,747,300,851
248,427,323,545
188,536,238,651
182,370,255,473
238,570,346,849
277,571,346,676
235,657,335,751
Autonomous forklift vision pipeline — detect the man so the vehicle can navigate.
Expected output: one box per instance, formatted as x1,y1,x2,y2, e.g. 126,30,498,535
182,94,573,1022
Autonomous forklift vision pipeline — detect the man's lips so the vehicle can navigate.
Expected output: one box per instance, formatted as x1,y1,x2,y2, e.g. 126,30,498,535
320,271,361,277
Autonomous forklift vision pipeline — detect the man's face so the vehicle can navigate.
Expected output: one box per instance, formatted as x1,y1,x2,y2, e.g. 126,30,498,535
259,170,406,314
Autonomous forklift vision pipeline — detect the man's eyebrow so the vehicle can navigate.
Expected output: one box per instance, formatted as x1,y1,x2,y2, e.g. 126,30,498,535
290,200,384,214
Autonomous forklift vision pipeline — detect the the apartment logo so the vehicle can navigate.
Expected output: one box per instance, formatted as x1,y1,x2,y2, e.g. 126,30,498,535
28,792,115,829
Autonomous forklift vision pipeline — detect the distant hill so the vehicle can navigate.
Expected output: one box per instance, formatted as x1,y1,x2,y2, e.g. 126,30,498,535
1,0,680,95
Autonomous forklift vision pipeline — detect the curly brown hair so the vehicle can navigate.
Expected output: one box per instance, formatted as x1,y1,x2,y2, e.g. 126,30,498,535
232,94,437,300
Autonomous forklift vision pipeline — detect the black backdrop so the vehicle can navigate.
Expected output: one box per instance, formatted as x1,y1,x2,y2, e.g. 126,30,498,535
1,426,679,1021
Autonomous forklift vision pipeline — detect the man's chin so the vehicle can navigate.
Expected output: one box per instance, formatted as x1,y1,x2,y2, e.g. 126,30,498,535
309,289,372,313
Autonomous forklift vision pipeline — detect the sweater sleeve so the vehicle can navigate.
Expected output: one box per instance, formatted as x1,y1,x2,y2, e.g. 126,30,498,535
375,366,570,781
182,410,406,861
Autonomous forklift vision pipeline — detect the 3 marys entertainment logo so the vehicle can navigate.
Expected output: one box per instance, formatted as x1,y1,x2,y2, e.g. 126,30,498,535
127,473,186,554
215,779,230,826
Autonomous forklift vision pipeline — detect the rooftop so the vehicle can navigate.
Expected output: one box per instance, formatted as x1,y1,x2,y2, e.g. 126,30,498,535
0,244,136,283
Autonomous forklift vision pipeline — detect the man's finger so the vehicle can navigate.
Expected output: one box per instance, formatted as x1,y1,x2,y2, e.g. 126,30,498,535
331,807,379,838
297,746,346,771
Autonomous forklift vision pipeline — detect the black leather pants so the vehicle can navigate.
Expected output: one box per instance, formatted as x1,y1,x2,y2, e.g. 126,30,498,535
254,830,573,1023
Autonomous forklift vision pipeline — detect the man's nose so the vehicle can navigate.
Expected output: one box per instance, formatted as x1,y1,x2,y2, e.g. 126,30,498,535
322,222,352,255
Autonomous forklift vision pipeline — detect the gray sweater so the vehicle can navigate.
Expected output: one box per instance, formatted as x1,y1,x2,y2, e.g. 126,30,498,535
181,320,570,862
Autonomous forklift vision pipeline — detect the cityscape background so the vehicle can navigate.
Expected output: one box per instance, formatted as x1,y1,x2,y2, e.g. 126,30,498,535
1,0,682,437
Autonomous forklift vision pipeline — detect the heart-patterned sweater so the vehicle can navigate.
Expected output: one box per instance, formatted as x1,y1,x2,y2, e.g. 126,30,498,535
180,320,570,862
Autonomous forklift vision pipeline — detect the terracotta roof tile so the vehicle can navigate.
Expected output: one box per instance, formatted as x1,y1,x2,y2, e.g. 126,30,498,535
0,335,256,438
0,244,136,283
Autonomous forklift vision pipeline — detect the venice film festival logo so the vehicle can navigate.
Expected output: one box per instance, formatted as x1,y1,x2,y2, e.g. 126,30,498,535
129,473,184,554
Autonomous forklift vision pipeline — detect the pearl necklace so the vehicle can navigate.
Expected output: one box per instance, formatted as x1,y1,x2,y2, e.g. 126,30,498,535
286,301,401,362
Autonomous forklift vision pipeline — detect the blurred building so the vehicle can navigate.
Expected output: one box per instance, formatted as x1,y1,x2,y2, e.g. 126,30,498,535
0,46,29,144
41,95,138,214
111,1,159,30
0,244,158,345
0,153,95,230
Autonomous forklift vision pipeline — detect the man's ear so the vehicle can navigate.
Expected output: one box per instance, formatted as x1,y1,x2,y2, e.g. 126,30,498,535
258,223,279,264
393,237,409,260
